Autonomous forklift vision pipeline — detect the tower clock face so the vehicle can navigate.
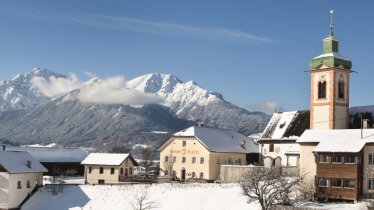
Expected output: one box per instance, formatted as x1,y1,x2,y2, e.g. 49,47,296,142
318,73,326,80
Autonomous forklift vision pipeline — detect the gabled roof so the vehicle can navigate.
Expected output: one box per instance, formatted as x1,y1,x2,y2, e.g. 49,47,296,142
260,110,310,141
81,153,138,166
0,151,48,173
6,146,88,163
298,129,374,153
160,126,258,153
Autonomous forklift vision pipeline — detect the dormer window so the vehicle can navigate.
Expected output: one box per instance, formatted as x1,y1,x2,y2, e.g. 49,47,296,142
318,81,327,99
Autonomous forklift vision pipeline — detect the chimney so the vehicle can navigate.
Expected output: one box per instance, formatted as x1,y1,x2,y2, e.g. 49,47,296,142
27,160,32,168
363,119,369,129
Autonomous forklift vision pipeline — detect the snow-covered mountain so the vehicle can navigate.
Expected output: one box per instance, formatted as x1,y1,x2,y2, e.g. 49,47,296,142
0,69,270,150
127,73,269,135
0,67,65,111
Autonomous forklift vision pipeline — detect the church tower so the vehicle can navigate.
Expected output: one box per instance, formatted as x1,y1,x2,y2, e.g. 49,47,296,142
309,11,352,129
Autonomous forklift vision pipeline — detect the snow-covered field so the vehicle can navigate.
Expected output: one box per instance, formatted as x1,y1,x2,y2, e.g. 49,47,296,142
23,183,368,210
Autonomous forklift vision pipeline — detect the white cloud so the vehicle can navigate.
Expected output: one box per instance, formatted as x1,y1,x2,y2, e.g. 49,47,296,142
66,14,277,44
31,74,162,105
249,101,284,113
31,74,82,98
77,76,162,105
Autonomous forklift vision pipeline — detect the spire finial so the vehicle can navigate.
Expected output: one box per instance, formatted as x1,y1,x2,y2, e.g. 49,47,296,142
329,10,334,36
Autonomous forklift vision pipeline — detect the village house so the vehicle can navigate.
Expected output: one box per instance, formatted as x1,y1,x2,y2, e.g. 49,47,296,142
0,151,47,210
6,146,88,176
81,153,138,184
158,125,259,182
258,110,309,175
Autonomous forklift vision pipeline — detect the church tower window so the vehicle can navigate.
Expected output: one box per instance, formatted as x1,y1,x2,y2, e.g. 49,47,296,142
338,80,344,99
318,81,326,99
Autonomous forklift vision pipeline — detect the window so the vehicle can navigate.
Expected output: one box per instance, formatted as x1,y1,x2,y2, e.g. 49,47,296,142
228,158,233,164
200,157,205,164
192,172,196,178
368,179,374,190
173,156,176,163
318,81,327,99
129,168,132,175
238,158,242,165
331,179,342,188
332,155,343,163
369,154,374,165
98,179,105,184
27,180,31,188
217,158,220,164
89,167,92,174
182,157,186,163
110,168,115,174
99,167,104,174
344,179,356,188
319,178,329,187
165,170,169,176
192,157,196,163
319,154,330,163
17,181,22,189
345,155,356,164
182,140,186,147
120,168,123,175
269,144,274,152
165,156,169,162
200,172,204,179
338,80,345,99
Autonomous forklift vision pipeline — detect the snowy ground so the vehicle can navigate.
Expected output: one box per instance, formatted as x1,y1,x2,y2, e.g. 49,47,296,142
23,183,368,210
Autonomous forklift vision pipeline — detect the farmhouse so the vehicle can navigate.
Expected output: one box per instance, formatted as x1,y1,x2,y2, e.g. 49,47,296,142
81,153,138,184
6,146,88,176
0,151,47,210
158,125,259,182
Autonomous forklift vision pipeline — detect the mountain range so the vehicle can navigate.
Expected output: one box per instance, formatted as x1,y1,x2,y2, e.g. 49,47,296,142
0,68,270,152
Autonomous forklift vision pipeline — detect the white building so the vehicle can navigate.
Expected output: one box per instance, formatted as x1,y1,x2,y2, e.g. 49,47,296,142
81,153,138,184
258,110,309,175
0,151,47,210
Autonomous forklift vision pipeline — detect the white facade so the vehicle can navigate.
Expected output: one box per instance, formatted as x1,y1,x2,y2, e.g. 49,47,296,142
0,172,43,209
0,151,47,210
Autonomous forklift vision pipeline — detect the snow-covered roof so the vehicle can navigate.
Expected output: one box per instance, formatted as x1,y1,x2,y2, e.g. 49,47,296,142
298,129,374,153
81,153,134,166
171,126,258,153
260,110,310,140
6,146,88,163
0,151,48,173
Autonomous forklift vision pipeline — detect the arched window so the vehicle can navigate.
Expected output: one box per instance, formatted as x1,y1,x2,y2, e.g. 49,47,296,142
338,80,344,99
318,81,326,99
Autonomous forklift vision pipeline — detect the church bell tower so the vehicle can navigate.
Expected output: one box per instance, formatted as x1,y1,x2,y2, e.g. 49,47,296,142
309,11,352,129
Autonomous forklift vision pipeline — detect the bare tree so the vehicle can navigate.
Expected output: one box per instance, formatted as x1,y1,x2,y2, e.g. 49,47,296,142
142,147,154,173
131,186,159,210
240,167,302,210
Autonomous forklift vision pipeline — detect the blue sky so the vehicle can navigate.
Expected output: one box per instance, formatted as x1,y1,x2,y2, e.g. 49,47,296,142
0,1,373,112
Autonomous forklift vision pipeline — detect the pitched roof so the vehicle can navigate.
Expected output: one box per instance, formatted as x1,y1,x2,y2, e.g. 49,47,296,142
6,146,88,163
168,126,258,153
298,129,374,153
0,151,48,173
260,110,310,140
81,153,137,166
